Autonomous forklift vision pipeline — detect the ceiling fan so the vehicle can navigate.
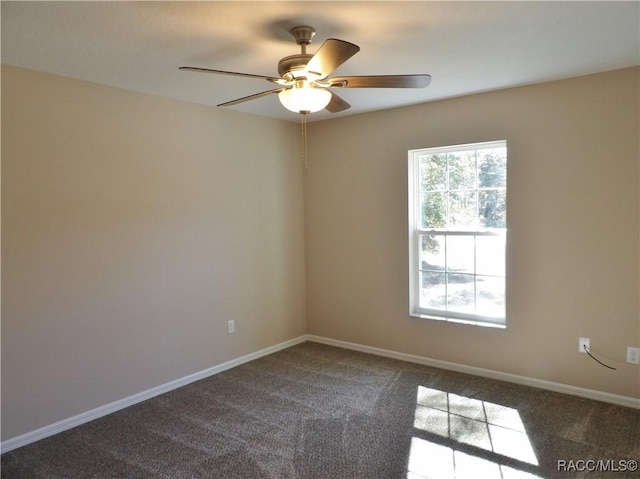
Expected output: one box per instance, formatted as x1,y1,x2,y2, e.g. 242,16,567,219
180,26,431,114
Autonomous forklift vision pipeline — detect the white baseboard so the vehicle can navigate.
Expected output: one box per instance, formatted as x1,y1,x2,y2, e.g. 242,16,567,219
306,335,640,410
4,333,638,454
0,335,308,454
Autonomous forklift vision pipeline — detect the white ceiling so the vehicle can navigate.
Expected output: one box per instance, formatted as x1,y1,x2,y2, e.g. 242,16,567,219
2,1,639,123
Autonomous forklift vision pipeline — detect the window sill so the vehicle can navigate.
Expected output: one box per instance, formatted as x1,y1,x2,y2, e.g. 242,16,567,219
409,313,506,329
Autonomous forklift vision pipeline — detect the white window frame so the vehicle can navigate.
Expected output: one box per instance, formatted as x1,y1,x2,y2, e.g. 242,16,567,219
408,140,507,328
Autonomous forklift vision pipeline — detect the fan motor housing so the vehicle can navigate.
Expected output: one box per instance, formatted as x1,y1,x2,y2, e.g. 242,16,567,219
278,54,313,79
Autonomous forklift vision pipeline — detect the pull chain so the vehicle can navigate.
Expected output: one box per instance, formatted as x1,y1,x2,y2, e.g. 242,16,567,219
300,111,309,171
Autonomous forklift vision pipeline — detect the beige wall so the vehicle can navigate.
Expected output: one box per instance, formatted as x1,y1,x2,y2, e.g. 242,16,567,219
306,67,640,399
1,66,306,440
2,65,639,443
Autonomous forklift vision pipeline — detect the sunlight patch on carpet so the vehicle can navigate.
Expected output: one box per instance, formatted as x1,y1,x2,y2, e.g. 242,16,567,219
408,386,542,478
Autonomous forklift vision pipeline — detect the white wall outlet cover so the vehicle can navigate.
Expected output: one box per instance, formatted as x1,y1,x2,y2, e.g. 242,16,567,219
579,337,590,353
626,347,640,364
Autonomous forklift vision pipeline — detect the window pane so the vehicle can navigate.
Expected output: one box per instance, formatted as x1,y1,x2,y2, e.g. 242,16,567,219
410,141,507,325
446,235,474,273
479,190,506,229
476,235,505,276
478,148,506,188
420,234,445,271
448,191,477,229
476,276,505,318
421,192,446,229
420,154,447,191
447,273,475,314
448,152,476,190
420,272,446,310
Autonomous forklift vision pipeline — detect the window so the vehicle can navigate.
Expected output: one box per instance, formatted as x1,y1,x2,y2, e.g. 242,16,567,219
408,141,507,327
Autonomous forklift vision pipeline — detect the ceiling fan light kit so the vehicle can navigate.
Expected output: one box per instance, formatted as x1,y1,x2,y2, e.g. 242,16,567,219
180,25,431,115
278,79,332,113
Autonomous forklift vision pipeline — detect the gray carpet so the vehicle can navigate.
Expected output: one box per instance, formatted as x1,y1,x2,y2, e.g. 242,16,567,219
2,341,639,478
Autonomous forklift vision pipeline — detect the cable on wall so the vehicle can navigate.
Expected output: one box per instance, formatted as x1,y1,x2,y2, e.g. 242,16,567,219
583,345,617,370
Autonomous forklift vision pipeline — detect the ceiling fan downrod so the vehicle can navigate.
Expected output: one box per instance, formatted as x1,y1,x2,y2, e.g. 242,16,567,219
289,25,316,55
278,26,317,79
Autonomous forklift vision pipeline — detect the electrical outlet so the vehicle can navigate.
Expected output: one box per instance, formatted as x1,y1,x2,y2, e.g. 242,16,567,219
626,347,640,365
579,337,590,354
227,320,235,334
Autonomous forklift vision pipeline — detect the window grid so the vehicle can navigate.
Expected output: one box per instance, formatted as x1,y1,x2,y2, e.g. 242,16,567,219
409,141,507,327
417,232,505,315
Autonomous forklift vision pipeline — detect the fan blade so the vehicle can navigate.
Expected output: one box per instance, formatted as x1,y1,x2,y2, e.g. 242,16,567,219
329,74,431,88
305,39,360,78
179,66,284,83
325,92,351,113
217,88,285,107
